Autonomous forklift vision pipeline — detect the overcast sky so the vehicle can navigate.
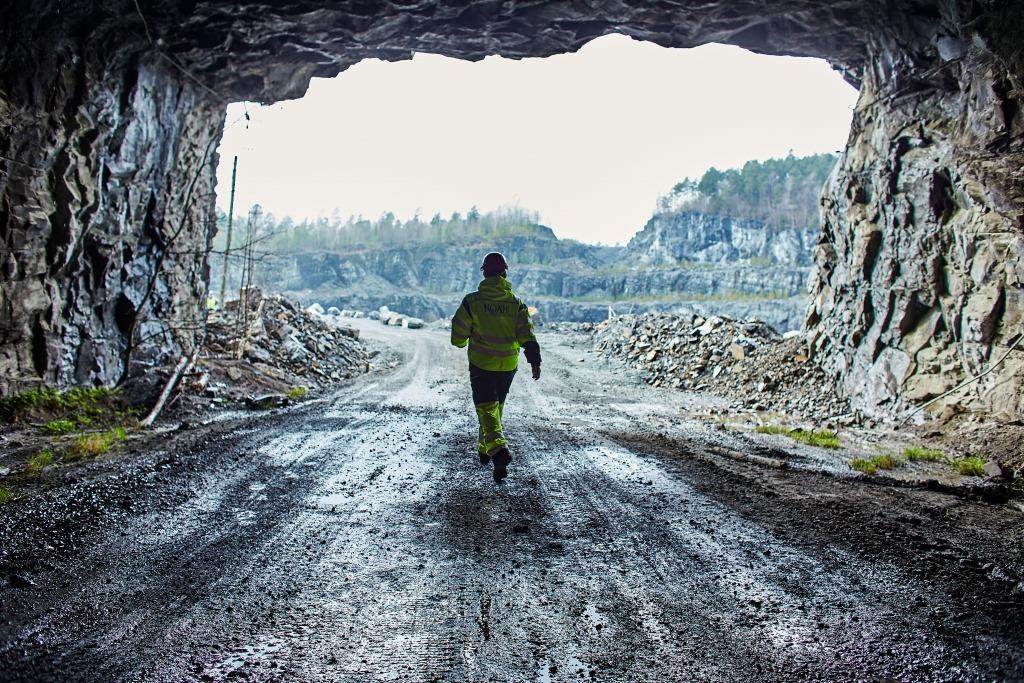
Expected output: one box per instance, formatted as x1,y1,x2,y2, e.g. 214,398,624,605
215,34,858,245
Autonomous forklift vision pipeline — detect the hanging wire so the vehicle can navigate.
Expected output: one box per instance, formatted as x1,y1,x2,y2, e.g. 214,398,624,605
901,328,1024,424
132,0,229,104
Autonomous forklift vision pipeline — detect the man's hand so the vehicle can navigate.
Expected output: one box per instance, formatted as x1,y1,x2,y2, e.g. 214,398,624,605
531,363,541,380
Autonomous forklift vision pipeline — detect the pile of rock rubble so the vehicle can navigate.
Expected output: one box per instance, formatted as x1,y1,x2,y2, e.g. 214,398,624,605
200,289,372,401
588,313,854,423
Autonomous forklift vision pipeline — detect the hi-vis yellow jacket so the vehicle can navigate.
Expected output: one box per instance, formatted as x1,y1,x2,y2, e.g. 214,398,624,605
451,276,541,372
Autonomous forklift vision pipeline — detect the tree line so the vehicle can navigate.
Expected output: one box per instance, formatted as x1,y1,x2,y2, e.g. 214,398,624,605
656,152,838,230
210,153,838,258
211,205,551,255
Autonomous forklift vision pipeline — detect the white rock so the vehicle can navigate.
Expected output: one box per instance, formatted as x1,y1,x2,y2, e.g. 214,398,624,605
983,460,1003,478
696,321,716,336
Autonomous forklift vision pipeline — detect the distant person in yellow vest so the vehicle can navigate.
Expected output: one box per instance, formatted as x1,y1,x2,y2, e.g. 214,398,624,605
450,252,541,483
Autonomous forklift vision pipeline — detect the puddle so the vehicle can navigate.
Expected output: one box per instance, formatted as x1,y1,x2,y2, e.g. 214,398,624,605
319,493,348,508
585,445,679,490
256,428,355,467
536,658,553,682
200,409,250,425
563,655,589,676
203,635,285,678
582,602,604,630
235,509,257,526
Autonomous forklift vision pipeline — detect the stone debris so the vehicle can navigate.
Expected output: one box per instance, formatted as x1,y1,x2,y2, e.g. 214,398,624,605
378,306,424,329
199,289,371,401
581,313,853,422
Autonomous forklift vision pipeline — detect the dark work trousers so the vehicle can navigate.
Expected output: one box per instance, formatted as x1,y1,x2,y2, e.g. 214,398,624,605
469,363,517,455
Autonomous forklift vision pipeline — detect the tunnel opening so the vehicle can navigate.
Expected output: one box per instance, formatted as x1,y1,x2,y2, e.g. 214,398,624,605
0,1,1022,420
207,36,857,338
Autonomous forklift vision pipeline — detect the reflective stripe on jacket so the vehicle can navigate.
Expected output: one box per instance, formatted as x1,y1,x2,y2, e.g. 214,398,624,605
450,276,539,372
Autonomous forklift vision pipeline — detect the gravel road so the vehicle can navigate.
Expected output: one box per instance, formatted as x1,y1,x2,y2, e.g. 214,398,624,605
2,322,1022,682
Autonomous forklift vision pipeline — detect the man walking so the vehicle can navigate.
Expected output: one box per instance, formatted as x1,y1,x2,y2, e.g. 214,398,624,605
451,252,541,483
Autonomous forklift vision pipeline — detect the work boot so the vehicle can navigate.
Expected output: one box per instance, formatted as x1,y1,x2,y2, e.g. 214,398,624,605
491,447,512,483
479,450,490,466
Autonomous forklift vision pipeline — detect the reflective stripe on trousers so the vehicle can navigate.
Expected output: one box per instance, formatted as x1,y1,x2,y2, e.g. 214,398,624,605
476,400,506,455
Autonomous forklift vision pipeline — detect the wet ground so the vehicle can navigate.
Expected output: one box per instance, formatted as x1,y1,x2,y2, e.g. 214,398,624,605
2,322,1023,682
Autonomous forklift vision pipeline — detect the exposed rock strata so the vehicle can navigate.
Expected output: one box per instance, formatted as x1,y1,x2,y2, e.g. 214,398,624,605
208,221,813,331
217,236,810,302
0,49,220,395
628,212,818,267
808,24,1024,420
1,1,1021,420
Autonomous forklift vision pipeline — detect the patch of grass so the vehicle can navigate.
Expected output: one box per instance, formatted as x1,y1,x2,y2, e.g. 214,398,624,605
0,388,61,421
66,434,109,459
288,386,309,400
872,454,901,470
903,446,944,462
42,418,77,435
755,425,789,436
792,429,842,449
0,486,12,505
756,425,841,449
851,457,879,475
950,456,986,477
1,387,116,422
115,408,141,425
65,428,127,460
851,454,903,475
1,386,137,437
26,450,55,475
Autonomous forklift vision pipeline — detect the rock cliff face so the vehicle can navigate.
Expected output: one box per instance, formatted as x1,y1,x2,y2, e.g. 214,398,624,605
1,1,1021,420
210,216,814,332
807,23,1024,420
628,212,819,267
0,38,220,394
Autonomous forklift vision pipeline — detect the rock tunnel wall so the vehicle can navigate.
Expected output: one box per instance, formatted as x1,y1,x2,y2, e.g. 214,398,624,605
809,22,1024,420
0,10,221,393
0,1,1022,420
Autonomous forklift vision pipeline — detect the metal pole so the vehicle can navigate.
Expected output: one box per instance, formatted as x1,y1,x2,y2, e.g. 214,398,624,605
218,155,238,306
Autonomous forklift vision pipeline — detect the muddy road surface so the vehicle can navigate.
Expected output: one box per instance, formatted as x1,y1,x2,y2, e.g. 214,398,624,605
2,323,1023,682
